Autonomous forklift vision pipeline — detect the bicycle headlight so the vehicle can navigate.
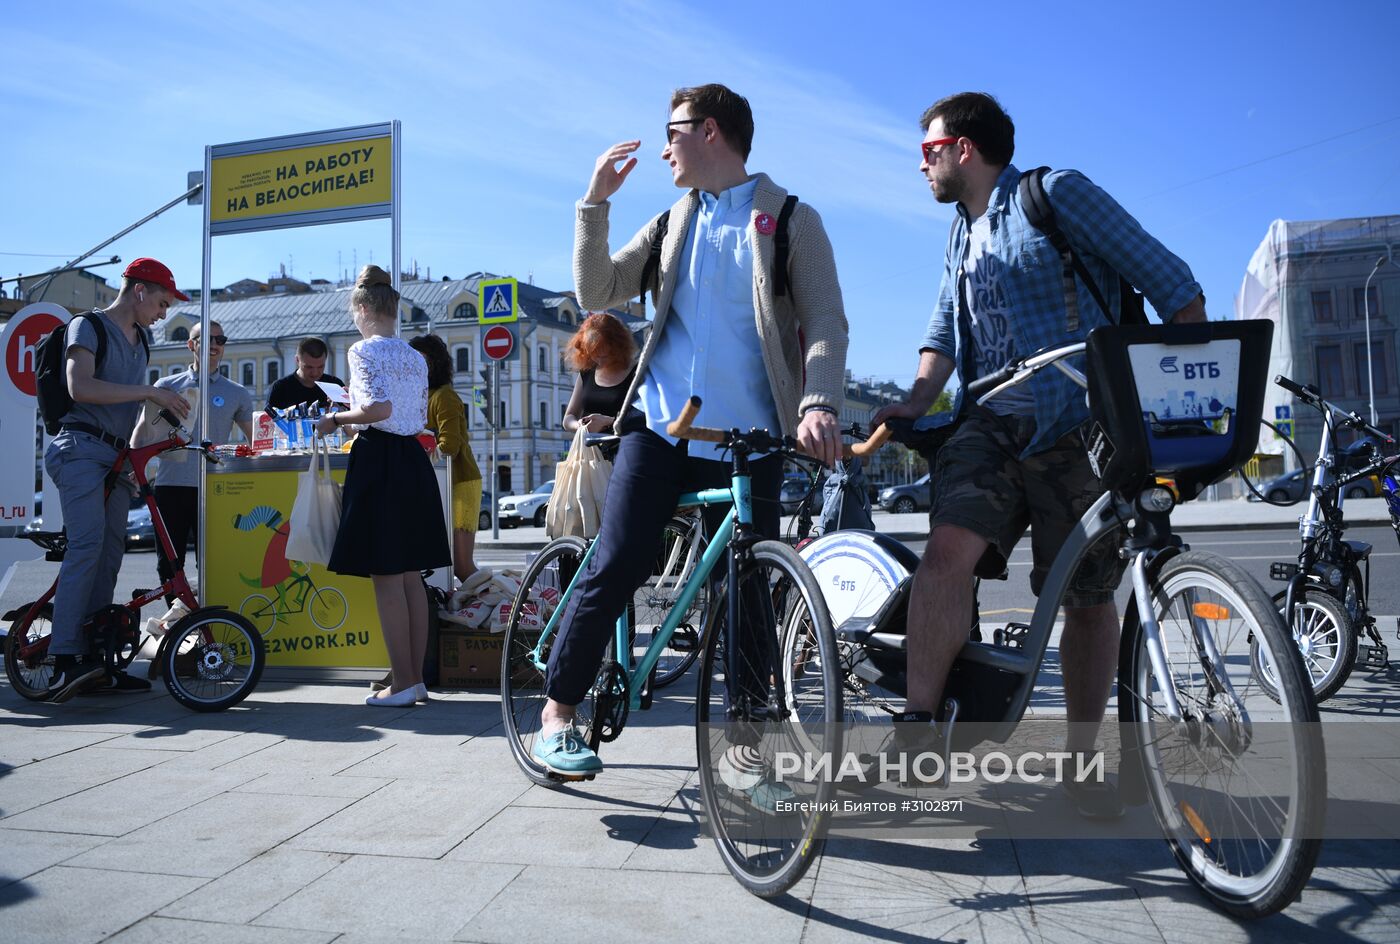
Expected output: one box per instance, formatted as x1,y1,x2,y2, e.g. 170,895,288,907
1139,487,1175,514
1322,565,1343,588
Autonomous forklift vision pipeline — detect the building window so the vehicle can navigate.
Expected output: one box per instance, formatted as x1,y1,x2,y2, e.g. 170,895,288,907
498,400,507,428
170,325,189,342
1354,286,1381,321
455,346,471,374
266,360,281,385
559,402,567,423
537,401,548,428
219,364,230,379
538,346,549,374
1314,345,1344,396
241,361,254,386
1354,341,1389,397
559,352,569,374
454,302,477,321
168,364,183,375
148,369,159,384
1310,291,1333,323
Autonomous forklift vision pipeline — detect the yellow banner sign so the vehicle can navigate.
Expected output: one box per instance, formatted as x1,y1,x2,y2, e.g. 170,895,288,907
210,136,392,227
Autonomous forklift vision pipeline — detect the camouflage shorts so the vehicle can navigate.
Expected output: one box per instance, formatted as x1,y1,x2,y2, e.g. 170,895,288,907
929,407,1125,608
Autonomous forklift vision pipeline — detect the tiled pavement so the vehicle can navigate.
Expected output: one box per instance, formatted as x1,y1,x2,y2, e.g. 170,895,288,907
2,672,1398,944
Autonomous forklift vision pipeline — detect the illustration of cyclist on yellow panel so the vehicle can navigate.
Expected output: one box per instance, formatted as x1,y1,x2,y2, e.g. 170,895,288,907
206,490,384,667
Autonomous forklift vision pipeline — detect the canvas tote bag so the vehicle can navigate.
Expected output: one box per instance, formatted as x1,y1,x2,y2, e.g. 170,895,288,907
285,435,343,565
545,426,613,539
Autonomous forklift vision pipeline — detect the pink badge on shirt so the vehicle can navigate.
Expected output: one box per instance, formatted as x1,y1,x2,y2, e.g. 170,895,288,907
754,213,776,236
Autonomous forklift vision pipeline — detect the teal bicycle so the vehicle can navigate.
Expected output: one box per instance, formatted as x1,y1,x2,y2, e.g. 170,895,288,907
501,398,842,896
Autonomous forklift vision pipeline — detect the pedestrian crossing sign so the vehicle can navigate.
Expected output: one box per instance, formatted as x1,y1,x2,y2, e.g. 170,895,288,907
478,277,518,324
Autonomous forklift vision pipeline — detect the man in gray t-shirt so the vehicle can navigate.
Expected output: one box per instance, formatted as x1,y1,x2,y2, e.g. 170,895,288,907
42,257,192,701
152,319,253,601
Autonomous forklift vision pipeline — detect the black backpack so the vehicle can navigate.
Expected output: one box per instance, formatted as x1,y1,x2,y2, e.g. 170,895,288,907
1018,166,1147,330
35,311,149,435
638,194,800,303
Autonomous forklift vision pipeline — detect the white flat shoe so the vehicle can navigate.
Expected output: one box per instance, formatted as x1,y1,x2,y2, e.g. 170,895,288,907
365,687,417,707
414,683,429,703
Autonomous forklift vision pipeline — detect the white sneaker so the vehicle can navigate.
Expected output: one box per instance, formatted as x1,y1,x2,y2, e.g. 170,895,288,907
146,600,192,637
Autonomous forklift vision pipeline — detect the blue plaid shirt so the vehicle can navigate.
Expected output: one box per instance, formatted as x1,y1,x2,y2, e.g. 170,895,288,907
920,163,1203,456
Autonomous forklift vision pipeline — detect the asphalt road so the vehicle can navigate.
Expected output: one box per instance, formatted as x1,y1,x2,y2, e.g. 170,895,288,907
908,525,1400,635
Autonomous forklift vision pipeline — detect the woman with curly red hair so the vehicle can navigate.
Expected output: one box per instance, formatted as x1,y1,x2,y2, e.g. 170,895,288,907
562,312,638,434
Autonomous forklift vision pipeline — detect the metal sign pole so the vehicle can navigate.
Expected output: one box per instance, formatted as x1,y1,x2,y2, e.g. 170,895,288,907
491,359,499,539
197,144,213,607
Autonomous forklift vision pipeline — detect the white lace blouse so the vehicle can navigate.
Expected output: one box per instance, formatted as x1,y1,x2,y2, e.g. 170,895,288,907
346,335,429,437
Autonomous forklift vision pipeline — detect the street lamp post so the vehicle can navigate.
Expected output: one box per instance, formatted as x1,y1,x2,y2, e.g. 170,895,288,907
1364,257,1384,427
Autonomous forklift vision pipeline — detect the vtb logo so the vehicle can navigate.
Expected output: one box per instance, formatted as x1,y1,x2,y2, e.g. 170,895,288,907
1159,356,1220,380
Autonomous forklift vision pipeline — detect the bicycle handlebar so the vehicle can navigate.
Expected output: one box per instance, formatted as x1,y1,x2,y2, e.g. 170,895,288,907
1275,374,1395,444
846,422,891,458
966,366,1017,401
666,397,727,443
970,342,1088,406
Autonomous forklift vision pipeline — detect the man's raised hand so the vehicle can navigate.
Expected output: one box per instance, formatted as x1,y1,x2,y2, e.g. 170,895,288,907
583,140,642,205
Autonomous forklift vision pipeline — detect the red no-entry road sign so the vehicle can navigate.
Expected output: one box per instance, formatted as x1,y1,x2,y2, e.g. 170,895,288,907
482,324,514,361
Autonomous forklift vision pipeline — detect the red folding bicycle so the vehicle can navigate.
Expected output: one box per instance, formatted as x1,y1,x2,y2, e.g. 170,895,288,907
3,410,265,711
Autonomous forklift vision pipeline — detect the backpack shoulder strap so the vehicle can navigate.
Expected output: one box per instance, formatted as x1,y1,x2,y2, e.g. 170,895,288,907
773,194,799,298
1018,167,1115,330
638,209,671,301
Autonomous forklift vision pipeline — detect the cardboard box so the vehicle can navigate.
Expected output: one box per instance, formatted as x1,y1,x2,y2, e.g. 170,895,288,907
439,628,504,688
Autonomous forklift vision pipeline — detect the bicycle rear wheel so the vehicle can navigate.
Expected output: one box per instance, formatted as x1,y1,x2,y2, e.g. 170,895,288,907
1120,550,1323,918
632,515,705,690
160,609,265,712
695,539,840,897
4,602,55,701
1254,590,1356,703
501,536,588,786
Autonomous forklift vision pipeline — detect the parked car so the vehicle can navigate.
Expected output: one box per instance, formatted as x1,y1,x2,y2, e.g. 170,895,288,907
479,490,494,531
1250,466,1378,502
779,477,825,515
499,480,555,528
878,474,932,514
125,505,155,549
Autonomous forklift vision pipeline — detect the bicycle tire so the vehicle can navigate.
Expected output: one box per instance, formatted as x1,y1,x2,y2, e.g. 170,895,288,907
160,609,265,712
309,587,349,632
238,593,278,637
501,535,589,787
635,516,705,690
695,539,840,898
4,602,55,701
1120,550,1323,918
1255,590,1357,703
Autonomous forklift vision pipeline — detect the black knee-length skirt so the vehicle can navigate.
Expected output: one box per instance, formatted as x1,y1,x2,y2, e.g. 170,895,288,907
328,427,452,578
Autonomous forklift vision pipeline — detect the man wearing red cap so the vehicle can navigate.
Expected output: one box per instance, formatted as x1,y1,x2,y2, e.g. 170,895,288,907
43,258,192,701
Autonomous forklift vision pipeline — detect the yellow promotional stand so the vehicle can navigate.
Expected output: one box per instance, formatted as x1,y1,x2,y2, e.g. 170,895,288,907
205,452,449,671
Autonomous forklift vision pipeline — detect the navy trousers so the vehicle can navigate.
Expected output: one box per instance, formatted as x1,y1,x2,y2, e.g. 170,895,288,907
544,428,783,705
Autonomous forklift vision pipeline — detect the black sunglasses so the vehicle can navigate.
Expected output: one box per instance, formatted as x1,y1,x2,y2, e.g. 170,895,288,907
206,334,229,345
665,118,704,144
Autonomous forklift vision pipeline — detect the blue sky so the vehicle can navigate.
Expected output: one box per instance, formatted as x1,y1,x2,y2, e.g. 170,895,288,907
4,0,1398,386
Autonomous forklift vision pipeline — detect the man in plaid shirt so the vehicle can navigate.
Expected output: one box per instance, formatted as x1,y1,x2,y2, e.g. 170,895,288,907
874,92,1206,818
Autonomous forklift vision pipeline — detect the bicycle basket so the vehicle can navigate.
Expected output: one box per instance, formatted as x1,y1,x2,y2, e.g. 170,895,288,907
1083,320,1273,501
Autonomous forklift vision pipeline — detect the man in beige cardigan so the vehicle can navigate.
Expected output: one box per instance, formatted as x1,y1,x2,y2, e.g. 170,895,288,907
529,84,849,778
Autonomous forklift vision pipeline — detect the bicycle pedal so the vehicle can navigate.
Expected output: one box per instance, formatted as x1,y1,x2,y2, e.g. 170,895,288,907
670,628,699,652
1360,644,1389,668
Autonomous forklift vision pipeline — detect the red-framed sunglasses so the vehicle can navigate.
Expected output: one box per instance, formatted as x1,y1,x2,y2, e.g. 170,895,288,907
920,136,961,162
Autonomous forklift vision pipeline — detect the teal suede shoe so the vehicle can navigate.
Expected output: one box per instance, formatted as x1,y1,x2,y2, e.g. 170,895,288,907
531,724,603,776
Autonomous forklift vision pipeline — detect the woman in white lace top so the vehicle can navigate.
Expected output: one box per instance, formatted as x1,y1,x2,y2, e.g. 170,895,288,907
316,265,451,707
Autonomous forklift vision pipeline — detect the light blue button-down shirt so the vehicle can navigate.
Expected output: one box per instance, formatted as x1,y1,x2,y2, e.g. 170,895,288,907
636,177,782,460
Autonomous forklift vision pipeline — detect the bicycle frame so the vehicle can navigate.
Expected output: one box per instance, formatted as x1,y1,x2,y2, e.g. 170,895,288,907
525,483,741,712
13,429,205,662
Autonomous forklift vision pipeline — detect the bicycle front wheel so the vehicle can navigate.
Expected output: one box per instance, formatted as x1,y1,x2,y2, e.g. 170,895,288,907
501,536,588,786
4,602,54,701
1255,590,1356,703
161,609,265,712
1120,550,1323,918
695,539,840,898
